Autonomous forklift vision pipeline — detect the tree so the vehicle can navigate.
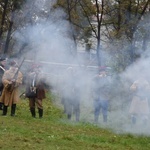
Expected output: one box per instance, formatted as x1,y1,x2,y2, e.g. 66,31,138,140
56,0,102,64
0,0,9,39
93,0,104,66
59,0,93,61
104,0,150,64
0,0,26,55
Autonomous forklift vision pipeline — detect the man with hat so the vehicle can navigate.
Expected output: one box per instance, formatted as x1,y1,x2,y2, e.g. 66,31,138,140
91,66,111,123
0,59,23,116
25,63,46,118
0,56,7,110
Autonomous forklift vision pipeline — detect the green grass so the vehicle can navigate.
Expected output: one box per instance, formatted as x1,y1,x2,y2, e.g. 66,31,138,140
0,92,150,150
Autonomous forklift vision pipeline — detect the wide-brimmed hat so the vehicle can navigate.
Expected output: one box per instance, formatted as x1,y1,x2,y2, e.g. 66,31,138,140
9,60,18,67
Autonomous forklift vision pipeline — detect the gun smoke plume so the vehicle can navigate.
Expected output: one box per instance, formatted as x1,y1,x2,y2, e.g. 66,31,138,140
11,0,150,136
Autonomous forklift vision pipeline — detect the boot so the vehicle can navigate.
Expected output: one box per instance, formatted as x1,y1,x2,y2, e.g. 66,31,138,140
30,108,36,118
38,108,43,118
131,116,136,124
67,114,71,120
11,104,16,116
2,105,8,116
103,115,107,123
75,111,80,122
94,115,99,123
0,102,3,110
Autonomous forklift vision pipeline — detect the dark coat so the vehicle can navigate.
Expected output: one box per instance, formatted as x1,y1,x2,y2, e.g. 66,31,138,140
26,72,46,100
92,74,111,100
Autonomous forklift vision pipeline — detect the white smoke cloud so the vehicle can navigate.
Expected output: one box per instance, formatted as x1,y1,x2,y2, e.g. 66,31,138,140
12,0,150,136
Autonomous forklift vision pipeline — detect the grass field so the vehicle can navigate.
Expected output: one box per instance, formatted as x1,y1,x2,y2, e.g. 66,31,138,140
0,92,150,150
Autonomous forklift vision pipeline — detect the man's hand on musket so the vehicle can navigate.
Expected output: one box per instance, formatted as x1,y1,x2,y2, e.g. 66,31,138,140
7,79,16,91
11,78,16,82
8,79,15,85
10,79,16,84
10,79,19,88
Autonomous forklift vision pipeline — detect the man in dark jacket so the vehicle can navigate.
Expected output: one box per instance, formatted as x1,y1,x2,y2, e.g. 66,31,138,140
0,56,7,110
25,64,46,118
92,66,111,123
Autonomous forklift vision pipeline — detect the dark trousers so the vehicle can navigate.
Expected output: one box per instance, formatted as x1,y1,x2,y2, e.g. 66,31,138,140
94,98,108,123
29,98,43,118
64,98,80,122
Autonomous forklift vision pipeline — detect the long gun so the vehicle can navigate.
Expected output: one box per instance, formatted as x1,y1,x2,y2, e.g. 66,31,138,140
8,57,25,91
13,57,25,80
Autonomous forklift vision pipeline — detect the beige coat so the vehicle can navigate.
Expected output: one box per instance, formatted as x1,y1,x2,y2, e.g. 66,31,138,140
0,67,23,106
129,78,150,115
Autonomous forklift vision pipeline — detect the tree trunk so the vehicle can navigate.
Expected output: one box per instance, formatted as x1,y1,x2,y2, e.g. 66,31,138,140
66,0,77,58
142,33,149,51
95,0,104,66
96,40,101,66
3,12,14,54
0,0,9,39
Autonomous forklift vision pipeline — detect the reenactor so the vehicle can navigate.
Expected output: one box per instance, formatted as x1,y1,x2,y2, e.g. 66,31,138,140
61,67,81,122
0,56,7,110
129,77,150,125
0,60,23,116
92,66,111,123
25,63,46,118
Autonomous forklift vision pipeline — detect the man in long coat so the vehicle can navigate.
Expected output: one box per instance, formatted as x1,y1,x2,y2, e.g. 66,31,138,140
0,60,23,116
129,77,150,124
0,56,7,110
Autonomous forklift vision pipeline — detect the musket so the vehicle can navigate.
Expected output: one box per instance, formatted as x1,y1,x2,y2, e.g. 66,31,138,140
8,57,25,92
13,57,25,80
19,91,26,98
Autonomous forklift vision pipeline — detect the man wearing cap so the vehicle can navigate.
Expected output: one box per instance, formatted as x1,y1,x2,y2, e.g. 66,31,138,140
0,60,23,116
92,66,111,123
25,64,46,118
0,56,7,110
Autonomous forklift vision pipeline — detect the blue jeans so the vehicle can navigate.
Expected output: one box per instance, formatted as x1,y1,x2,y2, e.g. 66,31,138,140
94,98,108,122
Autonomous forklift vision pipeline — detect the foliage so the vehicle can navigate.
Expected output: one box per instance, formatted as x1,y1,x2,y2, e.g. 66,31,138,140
0,0,26,54
0,0,150,72
56,0,95,43
103,0,150,66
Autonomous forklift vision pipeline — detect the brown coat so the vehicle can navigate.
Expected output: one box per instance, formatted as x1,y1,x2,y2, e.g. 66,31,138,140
26,72,46,100
36,75,46,100
129,78,150,115
0,67,23,106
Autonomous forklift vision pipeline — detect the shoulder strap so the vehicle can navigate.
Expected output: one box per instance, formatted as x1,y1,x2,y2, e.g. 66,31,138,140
0,66,5,72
